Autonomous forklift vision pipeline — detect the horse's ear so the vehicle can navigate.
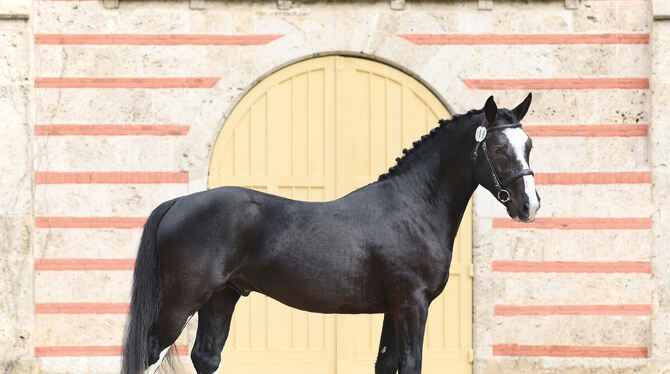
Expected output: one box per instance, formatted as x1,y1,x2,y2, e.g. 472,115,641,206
512,92,532,121
484,95,497,126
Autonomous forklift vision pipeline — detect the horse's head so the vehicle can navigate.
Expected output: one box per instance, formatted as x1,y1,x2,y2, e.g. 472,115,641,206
474,94,540,222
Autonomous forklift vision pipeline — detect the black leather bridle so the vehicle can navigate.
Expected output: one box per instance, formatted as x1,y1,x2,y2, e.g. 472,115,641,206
474,121,534,203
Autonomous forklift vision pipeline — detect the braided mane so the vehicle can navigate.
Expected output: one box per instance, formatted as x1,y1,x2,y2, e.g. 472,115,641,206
377,108,483,181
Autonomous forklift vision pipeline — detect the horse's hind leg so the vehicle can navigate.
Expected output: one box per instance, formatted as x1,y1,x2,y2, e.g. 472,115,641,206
191,287,241,374
146,281,211,371
375,314,398,374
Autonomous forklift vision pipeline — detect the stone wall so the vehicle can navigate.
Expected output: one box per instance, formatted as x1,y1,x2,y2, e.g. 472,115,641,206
0,0,665,372
1,0,35,372
650,0,670,372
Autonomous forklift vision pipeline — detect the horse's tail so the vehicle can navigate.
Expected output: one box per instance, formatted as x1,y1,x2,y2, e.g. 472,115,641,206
122,198,178,374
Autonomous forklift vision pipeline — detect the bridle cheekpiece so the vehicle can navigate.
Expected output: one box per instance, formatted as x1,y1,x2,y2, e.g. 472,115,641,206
474,120,534,203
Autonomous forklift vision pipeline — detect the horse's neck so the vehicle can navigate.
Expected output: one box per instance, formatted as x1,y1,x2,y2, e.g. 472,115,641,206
388,120,479,241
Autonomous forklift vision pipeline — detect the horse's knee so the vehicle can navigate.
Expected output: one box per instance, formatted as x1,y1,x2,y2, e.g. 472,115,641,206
191,347,221,374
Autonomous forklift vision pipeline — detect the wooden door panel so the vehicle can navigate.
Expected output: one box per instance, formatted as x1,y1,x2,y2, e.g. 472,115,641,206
208,56,471,374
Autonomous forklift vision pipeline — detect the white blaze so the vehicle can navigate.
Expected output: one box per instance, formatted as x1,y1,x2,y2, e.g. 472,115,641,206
502,128,540,220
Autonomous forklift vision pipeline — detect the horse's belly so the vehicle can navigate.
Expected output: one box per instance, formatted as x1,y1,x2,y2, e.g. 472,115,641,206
232,259,388,314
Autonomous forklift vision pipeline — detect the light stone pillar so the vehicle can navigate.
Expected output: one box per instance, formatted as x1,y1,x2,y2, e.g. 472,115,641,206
651,0,670,371
0,0,35,372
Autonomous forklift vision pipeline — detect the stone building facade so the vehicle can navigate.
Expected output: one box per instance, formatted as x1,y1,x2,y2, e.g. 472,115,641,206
1,0,669,373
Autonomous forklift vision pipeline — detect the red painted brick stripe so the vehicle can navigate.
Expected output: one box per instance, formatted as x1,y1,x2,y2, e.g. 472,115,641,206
35,33,284,45
35,259,135,271
535,172,651,185
34,345,188,357
34,217,146,229
34,124,189,136
462,78,649,89
35,171,188,184
493,217,651,230
398,33,649,45
494,304,652,316
491,261,651,273
36,303,130,314
493,344,647,358
35,77,220,89
525,124,648,137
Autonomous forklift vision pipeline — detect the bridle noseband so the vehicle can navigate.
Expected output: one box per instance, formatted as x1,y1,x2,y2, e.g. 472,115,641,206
474,121,534,203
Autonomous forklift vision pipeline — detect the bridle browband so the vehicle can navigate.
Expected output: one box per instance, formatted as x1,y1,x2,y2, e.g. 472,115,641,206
473,121,534,203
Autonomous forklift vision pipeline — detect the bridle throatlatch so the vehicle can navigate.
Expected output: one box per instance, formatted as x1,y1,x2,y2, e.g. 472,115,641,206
474,122,534,203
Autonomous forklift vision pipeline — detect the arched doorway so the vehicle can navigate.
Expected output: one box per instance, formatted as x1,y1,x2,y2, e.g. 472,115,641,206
208,55,472,374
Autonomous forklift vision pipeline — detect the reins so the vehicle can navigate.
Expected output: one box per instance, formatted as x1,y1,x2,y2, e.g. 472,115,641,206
474,120,534,203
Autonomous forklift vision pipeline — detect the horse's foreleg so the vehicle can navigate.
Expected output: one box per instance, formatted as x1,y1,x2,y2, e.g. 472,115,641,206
191,288,241,374
375,313,398,374
392,297,429,374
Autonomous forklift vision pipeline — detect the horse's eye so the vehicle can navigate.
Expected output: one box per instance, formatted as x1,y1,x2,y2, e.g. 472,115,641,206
494,147,505,155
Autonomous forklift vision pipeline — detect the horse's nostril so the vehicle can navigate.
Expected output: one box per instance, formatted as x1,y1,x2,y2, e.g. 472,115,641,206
523,201,530,214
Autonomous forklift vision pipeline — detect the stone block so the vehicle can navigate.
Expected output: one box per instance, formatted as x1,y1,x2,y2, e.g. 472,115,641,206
653,0,670,19
35,270,131,303
651,307,670,358
35,2,190,33
102,0,118,10
0,85,30,168
34,228,140,259
390,0,405,11
0,358,38,374
487,228,652,262
38,357,88,374
35,314,126,346
493,273,653,305
35,88,154,124
34,184,188,216
493,315,650,346
0,216,33,357
532,136,648,173
190,0,205,10
0,23,30,85
0,0,29,19
489,357,650,374
573,1,651,33
34,136,179,171
0,168,32,216
478,0,492,11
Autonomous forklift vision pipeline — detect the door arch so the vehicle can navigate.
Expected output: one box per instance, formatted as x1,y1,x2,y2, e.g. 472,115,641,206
208,55,472,374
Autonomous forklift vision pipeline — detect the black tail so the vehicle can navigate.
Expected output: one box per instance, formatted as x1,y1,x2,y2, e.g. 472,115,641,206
122,198,178,374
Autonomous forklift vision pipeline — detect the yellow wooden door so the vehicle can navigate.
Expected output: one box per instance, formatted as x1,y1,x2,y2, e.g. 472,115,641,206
208,55,472,374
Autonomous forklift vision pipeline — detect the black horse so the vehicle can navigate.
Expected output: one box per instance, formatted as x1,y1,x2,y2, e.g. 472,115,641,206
122,95,540,374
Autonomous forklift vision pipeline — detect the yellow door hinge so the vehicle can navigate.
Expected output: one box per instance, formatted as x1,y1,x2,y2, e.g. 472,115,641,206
469,263,474,277
468,349,474,363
